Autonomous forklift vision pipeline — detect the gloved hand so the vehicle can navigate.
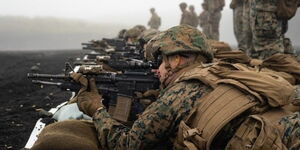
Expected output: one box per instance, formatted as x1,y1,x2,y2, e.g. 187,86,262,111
68,73,88,104
142,89,159,98
69,73,104,116
77,78,104,117
135,89,159,107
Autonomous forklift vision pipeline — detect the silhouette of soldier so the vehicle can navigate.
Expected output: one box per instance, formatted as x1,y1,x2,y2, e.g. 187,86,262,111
189,5,199,27
179,2,192,26
147,8,161,30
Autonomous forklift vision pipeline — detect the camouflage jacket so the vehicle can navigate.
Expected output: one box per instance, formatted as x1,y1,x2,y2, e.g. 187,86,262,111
93,71,211,149
199,10,210,27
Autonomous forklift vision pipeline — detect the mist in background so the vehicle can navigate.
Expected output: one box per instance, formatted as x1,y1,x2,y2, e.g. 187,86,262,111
0,0,299,50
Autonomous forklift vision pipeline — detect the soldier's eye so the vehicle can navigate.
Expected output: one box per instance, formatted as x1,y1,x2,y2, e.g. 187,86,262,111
156,55,163,66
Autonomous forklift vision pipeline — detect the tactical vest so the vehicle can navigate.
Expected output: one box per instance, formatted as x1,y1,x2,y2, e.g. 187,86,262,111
173,63,294,150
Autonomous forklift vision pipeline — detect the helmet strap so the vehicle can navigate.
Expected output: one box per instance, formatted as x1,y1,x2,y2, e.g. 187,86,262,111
161,55,202,88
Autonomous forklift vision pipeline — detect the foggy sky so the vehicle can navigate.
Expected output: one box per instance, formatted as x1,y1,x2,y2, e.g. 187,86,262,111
0,0,237,44
0,0,299,49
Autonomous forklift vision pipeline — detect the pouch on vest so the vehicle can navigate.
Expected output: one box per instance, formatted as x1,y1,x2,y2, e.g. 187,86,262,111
174,63,294,150
225,108,290,150
277,0,298,20
210,63,294,107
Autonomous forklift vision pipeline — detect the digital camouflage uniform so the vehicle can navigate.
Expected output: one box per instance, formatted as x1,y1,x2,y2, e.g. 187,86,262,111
278,112,300,149
93,81,211,149
230,0,248,53
205,0,225,41
93,25,213,150
199,3,213,39
148,9,161,30
249,0,285,59
239,0,254,54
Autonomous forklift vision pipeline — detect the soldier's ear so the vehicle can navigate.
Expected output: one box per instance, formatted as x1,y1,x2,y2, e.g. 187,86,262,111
174,55,181,67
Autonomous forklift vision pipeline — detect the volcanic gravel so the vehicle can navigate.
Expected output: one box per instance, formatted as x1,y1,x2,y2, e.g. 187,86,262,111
0,50,85,150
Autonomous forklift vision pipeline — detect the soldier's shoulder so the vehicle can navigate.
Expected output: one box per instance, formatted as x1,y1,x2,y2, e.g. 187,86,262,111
163,77,209,98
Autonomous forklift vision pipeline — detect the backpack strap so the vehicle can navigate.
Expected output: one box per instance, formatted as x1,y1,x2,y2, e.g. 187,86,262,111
226,108,291,150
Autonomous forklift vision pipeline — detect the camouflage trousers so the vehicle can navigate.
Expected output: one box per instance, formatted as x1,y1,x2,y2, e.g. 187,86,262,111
232,2,246,53
201,25,213,40
209,11,221,41
279,112,300,149
250,0,284,58
240,0,253,54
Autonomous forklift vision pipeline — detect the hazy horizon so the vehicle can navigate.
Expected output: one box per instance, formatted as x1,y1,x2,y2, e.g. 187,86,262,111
0,0,299,50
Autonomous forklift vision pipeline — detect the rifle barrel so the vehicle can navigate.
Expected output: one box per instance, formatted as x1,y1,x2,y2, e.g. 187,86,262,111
27,73,68,80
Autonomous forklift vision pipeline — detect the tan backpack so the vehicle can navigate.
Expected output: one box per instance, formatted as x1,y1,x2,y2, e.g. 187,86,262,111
262,53,300,84
174,63,294,150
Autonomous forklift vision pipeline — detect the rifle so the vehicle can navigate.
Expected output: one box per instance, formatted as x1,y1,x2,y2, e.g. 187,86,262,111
27,71,159,122
102,38,126,49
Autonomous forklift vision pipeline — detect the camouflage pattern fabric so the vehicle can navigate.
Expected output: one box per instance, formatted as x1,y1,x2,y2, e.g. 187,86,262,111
283,37,295,54
93,80,211,149
250,0,284,59
240,0,253,54
231,0,246,53
138,29,159,44
204,0,224,41
199,10,213,39
209,11,222,41
118,29,127,39
278,112,300,149
124,25,146,43
145,25,213,62
292,85,300,106
148,12,161,30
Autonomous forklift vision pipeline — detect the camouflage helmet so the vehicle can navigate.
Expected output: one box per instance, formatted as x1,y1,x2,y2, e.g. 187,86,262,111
133,25,146,33
124,25,146,39
145,25,213,62
118,29,127,39
138,29,159,45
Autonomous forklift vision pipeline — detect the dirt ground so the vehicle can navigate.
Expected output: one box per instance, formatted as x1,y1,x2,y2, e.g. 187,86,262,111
0,50,85,150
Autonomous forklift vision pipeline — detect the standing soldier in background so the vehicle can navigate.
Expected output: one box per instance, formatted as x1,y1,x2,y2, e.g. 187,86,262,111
189,5,199,28
179,2,193,26
205,0,225,41
230,0,248,53
199,2,213,39
147,8,161,30
245,0,299,59
282,20,295,55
